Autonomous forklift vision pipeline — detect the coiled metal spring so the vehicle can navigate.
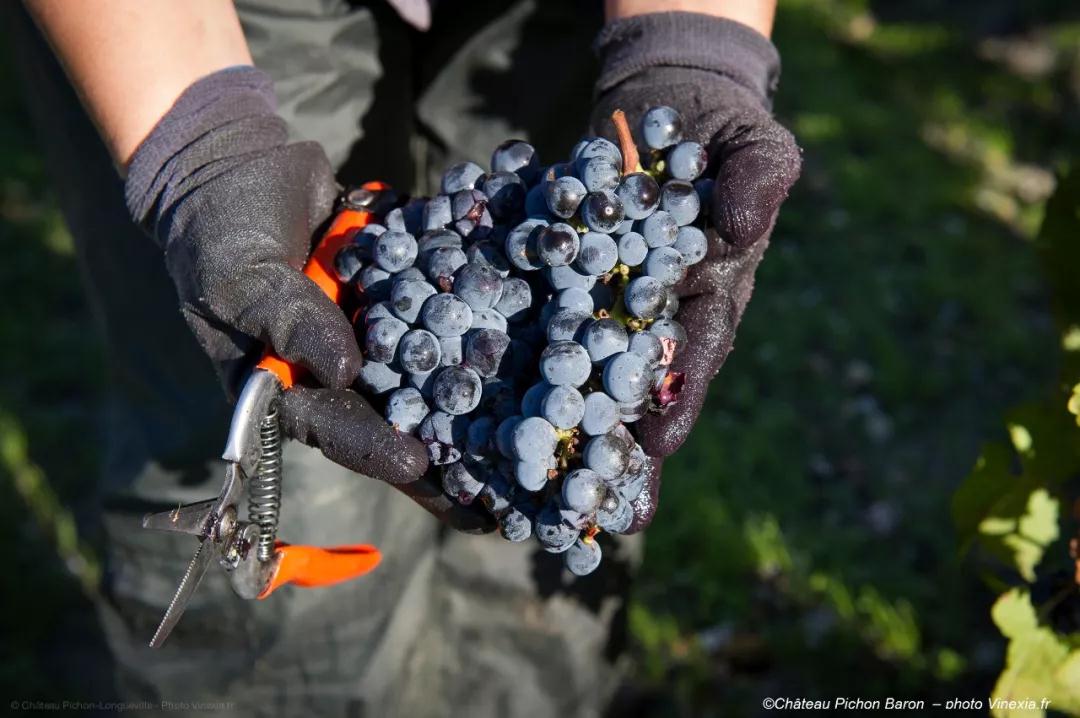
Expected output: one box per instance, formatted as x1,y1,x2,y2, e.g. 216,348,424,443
249,404,283,563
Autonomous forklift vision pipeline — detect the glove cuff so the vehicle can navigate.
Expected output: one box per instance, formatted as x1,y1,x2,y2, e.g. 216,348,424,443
594,13,780,105
125,66,287,237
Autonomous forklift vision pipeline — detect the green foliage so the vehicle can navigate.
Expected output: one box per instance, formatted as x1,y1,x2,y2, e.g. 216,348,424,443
954,166,1080,716
991,589,1080,716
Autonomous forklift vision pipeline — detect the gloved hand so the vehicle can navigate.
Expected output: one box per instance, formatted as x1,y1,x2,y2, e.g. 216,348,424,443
126,67,492,533
590,13,802,530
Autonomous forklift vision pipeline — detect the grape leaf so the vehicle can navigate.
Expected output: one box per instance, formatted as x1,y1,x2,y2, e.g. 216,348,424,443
990,588,1080,717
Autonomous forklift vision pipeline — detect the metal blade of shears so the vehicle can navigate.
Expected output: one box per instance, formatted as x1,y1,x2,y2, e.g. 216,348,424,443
141,498,218,536
148,538,214,648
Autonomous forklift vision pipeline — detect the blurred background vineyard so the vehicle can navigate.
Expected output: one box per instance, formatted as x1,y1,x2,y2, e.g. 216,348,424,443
1,0,1078,715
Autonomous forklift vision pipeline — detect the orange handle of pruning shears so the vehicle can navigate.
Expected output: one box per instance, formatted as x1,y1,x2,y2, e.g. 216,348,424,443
259,542,382,598
256,180,390,388
252,181,389,597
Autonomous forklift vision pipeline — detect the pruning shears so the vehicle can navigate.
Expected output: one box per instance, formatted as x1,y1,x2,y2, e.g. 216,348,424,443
142,182,395,648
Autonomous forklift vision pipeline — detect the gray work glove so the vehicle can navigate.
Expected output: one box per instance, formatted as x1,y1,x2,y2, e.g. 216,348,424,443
590,13,802,530
126,67,492,533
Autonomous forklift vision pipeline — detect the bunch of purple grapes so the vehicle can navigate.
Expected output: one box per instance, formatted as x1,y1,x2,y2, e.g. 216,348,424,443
334,106,708,576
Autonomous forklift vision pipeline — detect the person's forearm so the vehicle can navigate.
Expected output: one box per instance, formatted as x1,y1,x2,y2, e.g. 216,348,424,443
605,0,775,37
25,0,253,167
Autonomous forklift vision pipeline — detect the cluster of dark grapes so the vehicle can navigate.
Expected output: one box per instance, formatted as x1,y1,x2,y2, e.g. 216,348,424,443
334,106,709,576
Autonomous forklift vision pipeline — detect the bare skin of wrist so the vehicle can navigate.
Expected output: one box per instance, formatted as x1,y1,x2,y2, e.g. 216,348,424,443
605,0,775,38
25,0,253,168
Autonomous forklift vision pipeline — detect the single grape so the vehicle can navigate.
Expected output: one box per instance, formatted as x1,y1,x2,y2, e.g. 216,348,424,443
628,330,664,367
576,137,621,167
673,226,707,265
583,433,631,482
617,232,649,267
424,246,469,287
431,365,482,415
464,328,511,378
442,459,486,505
373,230,418,273
493,277,532,322
499,508,533,542
539,341,592,387
491,139,540,184
640,210,678,248
565,538,602,576
561,468,605,514
616,444,649,501
365,316,408,363
422,194,452,231
396,266,426,283
580,190,625,234
569,139,590,162
361,301,395,326
511,416,558,462
582,318,629,364
580,157,620,192
356,360,402,395
547,308,592,343
520,381,551,418
417,228,463,256
440,335,463,366
479,471,515,516
418,410,469,465
580,391,620,436
666,141,707,181
616,173,660,220
479,171,526,220
575,232,619,275
640,105,684,150
395,198,427,235
357,265,392,301
536,223,580,267
660,289,679,319
334,245,364,283
466,416,496,459
441,161,485,194
524,184,551,219
385,387,428,433
545,264,597,291
390,278,437,324
466,241,511,278
493,415,523,460
660,180,701,226
644,246,686,286
397,328,441,374
544,176,587,219
515,460,550,492
693,177,715,218
556,287,593,314
597,492,633,533
624,275,667,319
470,308,508,333
504,219,547,271
420,293,473,337
536,501,580,553
602,351,652,402
453,263,504,310
541,384,586,430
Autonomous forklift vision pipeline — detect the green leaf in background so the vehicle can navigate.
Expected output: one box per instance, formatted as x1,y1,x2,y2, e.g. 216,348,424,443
990,588,1080,717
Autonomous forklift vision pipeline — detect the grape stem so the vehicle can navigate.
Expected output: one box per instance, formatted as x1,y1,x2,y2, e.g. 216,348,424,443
611,109,640,175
